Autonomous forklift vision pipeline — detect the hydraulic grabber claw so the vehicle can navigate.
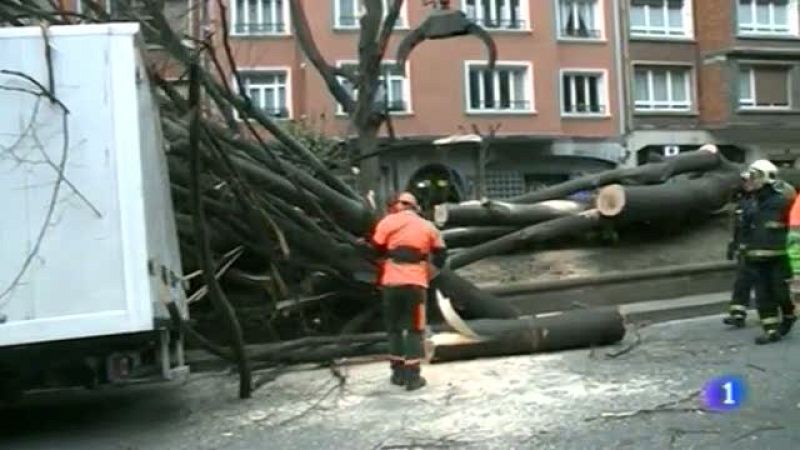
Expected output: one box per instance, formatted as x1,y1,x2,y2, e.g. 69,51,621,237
395,1,497,73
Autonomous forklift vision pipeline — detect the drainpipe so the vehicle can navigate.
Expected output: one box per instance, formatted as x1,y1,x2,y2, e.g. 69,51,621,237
612,0,630,165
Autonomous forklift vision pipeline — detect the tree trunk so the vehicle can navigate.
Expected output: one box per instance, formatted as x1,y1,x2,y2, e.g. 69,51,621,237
448,211,603,270
442,226,518,248
507,147,723,204
435,199,586,228
596,171,741,224
432,269,519,319
428,307,626,363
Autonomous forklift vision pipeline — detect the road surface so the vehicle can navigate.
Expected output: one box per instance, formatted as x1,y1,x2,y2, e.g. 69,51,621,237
2,314,800,450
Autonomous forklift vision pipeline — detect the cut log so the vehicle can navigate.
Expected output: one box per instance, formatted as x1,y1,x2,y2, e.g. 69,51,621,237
428,307,626,363
435,199,586,228
596,171,742,224
432,269,519,319
448,210,603,270
442,226,517,248
507,146,723,204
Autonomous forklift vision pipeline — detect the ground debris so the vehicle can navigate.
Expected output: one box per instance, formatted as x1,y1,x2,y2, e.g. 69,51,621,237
585,390,706,422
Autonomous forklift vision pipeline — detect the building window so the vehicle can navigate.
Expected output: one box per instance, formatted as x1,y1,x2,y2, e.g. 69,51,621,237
630,0,692,38
558,0,601,39
466,63,532,113
739,65,791,109
236,70,290,118
738,0,798,36
633,66,691,111
561,71,605,115
336,62,411,114
463,0,527,30
335,0,407,29
230,0,288,35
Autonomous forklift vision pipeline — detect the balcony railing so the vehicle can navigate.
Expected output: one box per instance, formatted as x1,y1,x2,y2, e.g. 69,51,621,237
471,99,531,111
563,104,606,114
467,17,527,30
560,27,601,38
233,22,287,35
376,99,408,112
257,106,290,118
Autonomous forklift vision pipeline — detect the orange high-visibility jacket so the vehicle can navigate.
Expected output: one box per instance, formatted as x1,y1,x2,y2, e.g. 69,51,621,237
372,210,445,288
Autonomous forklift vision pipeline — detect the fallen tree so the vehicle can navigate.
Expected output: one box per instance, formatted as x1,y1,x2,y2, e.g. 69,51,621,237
596,171,742,224
507,146,723,205
448,211,604,270
428,307,626,363
434,199,587,228
442,226,517,248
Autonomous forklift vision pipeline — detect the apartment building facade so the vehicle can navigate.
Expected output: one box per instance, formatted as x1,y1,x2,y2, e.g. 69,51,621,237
623,0,800,168
210,0,625,201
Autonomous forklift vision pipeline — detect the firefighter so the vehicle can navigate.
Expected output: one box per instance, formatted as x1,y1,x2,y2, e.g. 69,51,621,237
784,186,800,332
372,192,447,390
723,186,757,327
739,160,795,344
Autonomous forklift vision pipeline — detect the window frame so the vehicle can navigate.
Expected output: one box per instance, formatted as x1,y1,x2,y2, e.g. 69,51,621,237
629,0,694,40
333,60,413,116
632,64,693,113
229,0,291,37
736,0,799,37
737,64,793,111
333,0,410,31
463,60,536,115
460,0,532,32
559,69,610,117
231,67,293,120
556,0,605,41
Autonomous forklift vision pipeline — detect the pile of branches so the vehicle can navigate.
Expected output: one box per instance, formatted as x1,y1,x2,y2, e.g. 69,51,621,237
436,146,744,270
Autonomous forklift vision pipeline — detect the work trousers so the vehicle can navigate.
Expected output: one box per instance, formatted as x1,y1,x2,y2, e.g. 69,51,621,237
749,257,795,332
382,285,427,368
728,258,756,318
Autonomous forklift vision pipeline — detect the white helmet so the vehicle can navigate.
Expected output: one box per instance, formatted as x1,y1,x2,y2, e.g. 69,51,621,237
742,159,778,185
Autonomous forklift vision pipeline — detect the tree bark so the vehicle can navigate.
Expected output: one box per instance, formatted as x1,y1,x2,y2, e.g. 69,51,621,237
507,147,723,204
596,171,742,224
448,210,603,270
435,199,586,228
428,307,626,363
442,226,518,248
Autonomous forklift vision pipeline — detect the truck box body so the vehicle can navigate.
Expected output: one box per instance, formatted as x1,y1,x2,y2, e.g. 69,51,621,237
0,24,186,348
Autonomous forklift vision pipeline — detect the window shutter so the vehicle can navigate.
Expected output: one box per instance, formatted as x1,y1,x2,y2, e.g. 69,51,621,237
754,66,789,106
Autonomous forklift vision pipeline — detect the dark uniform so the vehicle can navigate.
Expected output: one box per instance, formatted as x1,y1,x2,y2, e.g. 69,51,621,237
740,183,794,343
724,190,757,326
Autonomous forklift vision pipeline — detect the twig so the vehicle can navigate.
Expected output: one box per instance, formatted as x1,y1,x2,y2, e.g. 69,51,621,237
585,390,705,422
746,363,767,373
731,425,784,443
0,73,70,310
605,323,642,358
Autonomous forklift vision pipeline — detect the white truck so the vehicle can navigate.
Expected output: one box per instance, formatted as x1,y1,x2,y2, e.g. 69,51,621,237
0,23,188,400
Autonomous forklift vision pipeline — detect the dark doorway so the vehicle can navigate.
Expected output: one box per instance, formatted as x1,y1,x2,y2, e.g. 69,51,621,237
406,164,465,216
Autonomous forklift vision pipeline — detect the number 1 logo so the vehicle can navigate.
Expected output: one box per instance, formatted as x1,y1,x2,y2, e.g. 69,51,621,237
703,376,746,411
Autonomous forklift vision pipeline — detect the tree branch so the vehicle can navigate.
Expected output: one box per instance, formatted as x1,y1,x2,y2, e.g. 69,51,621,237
288,0,355,113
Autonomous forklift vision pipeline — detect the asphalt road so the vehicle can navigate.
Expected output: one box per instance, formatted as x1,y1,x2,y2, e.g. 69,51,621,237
2,313,800,450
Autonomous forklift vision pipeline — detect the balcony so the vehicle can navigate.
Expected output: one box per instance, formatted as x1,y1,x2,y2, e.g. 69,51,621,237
232,22,287,35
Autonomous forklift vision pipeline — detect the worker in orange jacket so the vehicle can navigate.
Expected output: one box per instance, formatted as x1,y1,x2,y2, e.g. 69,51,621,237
372,192,447,391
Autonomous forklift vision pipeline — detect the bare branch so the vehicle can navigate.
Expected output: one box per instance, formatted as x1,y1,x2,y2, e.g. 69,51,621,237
287,0,355,113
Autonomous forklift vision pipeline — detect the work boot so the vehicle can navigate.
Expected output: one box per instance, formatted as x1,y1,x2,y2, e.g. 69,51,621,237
755,330,782,345
723,315,746,328
389,360,404,386
404,365,427,392
779,315,797,336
